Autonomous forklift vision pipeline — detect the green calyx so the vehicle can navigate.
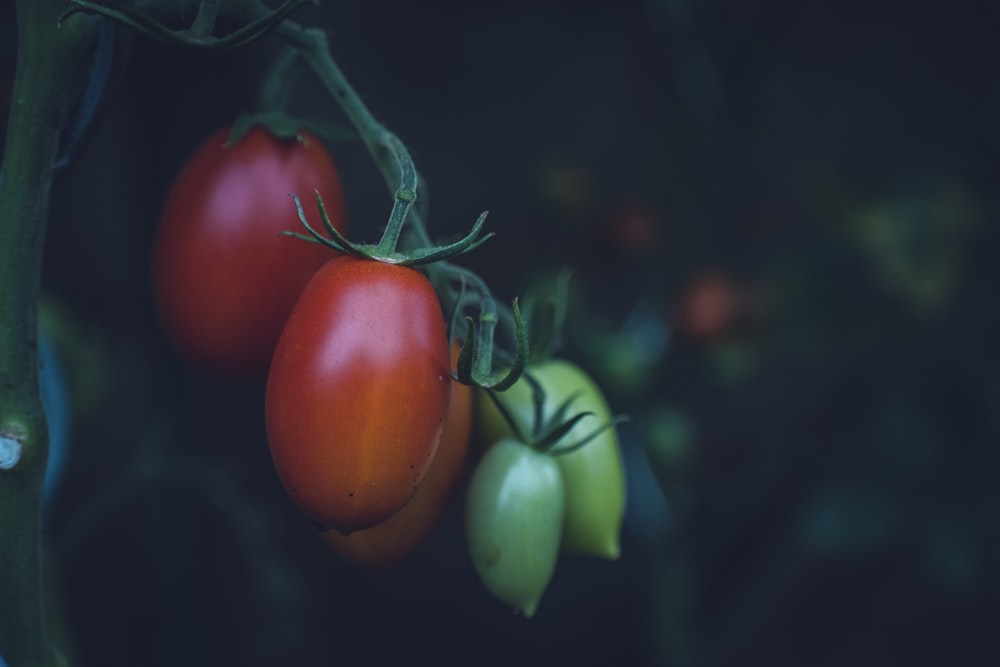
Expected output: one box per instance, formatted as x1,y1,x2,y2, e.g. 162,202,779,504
282,121,492,267
227,112,304,145
484,371,627,455
62,0,313,50
283,193,492,267
226,111,357,147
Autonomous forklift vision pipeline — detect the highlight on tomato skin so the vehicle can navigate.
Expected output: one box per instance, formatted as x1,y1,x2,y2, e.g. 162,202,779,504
265,255,452,535
153,125,346,379
322,345,473,569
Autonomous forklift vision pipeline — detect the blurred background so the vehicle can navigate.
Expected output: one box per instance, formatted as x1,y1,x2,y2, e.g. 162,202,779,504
3,1,999,665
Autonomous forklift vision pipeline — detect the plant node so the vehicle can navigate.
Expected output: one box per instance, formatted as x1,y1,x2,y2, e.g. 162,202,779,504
0,434,23,471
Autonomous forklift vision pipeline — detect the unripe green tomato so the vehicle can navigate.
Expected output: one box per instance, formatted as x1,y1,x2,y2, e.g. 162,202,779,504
476,359,626,559
465,437,564,618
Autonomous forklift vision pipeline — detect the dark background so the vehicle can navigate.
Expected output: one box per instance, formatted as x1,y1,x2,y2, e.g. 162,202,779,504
3,1,1000,665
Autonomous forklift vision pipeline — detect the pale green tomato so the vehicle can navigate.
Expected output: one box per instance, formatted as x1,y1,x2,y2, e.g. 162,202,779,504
465,438,564,618
476,359,626,559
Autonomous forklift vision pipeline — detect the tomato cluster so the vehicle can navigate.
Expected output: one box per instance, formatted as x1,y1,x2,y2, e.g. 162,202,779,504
153,124,624,614
154,125,456,536
469,360,626,616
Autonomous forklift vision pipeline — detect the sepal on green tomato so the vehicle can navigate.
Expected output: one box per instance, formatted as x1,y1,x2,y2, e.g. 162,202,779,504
466,438,565,618
476,359,626,560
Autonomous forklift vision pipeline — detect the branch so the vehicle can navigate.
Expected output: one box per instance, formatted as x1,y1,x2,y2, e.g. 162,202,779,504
0,2,99,666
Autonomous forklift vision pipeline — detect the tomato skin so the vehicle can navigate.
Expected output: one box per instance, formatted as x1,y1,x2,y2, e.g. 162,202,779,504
476,359,626,559
322,345,472,568
154,126,346,378
466,438,564,618
265,256,451,534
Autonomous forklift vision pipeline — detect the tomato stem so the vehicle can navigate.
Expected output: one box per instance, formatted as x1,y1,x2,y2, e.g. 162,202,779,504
377,134,418,257
256,45,299,114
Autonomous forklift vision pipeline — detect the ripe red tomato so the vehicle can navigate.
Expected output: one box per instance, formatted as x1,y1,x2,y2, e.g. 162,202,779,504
153,125,346,378
322,345,472,568
265,256,451,534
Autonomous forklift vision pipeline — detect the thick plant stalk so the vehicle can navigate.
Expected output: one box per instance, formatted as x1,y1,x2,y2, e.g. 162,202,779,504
0,2,97,666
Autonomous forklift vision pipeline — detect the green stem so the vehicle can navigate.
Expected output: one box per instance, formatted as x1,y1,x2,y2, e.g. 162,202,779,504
378,135,417,258
264,18,419,255
0,2,98,666
255,45,299,113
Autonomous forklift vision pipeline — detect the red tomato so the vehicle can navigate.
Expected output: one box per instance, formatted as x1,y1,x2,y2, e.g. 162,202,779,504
265,256,451,534
322,345,472,568
153,125,346,378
